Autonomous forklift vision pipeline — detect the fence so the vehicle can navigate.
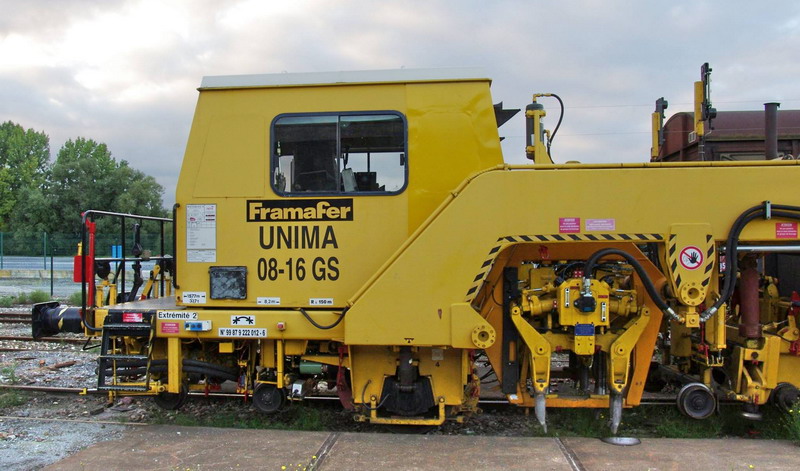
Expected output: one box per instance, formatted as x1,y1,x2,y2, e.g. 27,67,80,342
0,231,174,269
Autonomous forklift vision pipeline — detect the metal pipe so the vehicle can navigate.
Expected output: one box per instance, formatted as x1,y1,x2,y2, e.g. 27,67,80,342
765,102,780,159
738,256,762,339
736,245,800,253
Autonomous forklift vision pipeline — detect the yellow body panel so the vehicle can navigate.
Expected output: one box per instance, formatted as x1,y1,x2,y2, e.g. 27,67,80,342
174,78,502,309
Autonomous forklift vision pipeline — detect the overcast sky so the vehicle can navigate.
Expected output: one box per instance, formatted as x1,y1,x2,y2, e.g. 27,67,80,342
2,0,799,207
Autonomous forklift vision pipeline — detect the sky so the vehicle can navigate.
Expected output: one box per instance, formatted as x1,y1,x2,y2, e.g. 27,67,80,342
2,0,800,207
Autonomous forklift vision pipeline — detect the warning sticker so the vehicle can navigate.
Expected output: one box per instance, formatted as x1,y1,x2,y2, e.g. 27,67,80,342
679,246,704,270
122,312,143,323
776,222,798,239
160,322,180,334
585,218,616,231
559,218,581,234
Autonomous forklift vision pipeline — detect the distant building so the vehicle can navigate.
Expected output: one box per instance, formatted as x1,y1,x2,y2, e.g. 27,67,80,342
654,109,800,162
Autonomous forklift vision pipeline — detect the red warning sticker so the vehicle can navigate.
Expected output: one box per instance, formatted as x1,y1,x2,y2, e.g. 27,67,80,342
122,312,143,323
559,217,581,234
776,222,798,239
160,322,180,334
679,246,704,270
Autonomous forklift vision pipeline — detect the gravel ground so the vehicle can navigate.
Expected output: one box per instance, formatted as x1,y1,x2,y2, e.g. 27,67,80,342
0,307,538,469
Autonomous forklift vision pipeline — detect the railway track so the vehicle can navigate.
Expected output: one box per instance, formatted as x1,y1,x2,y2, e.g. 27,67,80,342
0,311,32,324
0,381,684,406
0,335,89,344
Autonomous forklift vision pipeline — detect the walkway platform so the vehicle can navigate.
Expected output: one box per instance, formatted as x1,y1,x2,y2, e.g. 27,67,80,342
43,425,800,470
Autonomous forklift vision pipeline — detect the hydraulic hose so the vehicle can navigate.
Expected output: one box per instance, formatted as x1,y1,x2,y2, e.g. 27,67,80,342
104,365,238,382
298,307,348,330
701,202,800,322
582,248,677,321
547,94,564,157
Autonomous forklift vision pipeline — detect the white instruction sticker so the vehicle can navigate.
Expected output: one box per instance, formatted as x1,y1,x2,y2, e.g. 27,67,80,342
187,204,216,262
182,292,207,304
187,249,216,263
309,298,334,306
218,327,267,338
158,311,199,320
257,297,281,306
585,218,616,231
231,315,256,326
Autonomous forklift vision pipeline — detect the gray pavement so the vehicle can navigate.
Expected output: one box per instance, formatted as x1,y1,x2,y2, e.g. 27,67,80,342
43,425,800,471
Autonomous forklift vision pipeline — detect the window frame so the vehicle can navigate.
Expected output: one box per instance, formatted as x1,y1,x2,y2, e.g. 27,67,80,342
269,110,409,197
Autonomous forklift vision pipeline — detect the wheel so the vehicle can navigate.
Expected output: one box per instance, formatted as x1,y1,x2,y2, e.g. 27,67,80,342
154,384,189,410
677,383,716,419
253,384,286,414
770,383,800,413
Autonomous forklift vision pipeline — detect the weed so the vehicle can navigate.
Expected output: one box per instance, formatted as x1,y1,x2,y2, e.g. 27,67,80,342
14,292,27,304
783,400,800,443
27,290,51,304
0,362,20,384
0,295,14,308
68,291,83,306
0,390,27,408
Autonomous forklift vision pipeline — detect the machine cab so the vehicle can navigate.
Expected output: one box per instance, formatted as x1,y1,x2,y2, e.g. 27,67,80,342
174,69,507,309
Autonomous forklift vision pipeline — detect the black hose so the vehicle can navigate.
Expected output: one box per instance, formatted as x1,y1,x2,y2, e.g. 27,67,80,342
104,359,239,376
103,365,238,382
583,248,671,314
298,307,348,330
705,203,800,320
547,94,564,157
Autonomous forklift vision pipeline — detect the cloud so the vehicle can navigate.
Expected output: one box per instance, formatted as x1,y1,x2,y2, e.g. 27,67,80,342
2,0,800,206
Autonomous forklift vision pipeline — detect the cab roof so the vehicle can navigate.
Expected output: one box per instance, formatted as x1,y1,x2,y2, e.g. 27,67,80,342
199,67,490,90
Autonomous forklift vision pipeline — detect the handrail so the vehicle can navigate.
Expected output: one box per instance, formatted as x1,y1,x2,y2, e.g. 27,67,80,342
79,210,174,332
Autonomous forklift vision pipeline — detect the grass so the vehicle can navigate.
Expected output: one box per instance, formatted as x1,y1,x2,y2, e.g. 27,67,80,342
0,290,54,306
150,400,328,431
67,291,83,306
784,400,800,443
27,290,51,303
0,390,27,408
0,362,20,385
524,404,799,440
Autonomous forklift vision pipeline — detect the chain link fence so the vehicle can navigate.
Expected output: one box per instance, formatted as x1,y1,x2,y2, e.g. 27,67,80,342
0,231,174,299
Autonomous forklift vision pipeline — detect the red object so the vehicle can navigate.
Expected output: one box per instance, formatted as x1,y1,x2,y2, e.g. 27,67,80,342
538,245,550,260
336,346,354,410
122,312,143,323
776,222,798,239
160,322,180,334
559,217,581,234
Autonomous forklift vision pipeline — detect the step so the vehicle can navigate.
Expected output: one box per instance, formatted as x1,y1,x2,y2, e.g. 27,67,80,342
102,323,153,334
97,385,149,392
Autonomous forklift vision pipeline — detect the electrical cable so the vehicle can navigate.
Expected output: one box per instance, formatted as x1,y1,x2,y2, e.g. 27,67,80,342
360,379,390,411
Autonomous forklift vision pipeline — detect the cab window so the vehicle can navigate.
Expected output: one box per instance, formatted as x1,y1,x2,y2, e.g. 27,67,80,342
272,113,406,195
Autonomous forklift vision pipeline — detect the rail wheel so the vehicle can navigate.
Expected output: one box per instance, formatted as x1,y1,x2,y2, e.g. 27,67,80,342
154,384,189,410
253,383,286,414
770,382,800,413
677,383,716,419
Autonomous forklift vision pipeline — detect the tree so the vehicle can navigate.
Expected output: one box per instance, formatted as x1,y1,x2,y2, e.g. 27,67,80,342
45,137,167,236
0,121,50,228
